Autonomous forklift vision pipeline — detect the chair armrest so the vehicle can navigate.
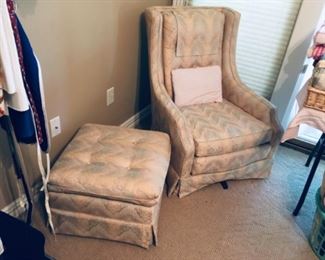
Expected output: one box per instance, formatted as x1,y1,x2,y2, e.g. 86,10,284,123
224,77,274,124
221,8,283,144
151,83,195,178
223,77,283,145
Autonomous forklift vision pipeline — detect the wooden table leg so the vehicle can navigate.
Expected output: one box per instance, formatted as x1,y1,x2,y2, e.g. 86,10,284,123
305,133,324,167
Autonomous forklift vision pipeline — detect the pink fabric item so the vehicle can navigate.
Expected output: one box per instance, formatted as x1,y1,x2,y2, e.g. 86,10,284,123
312,45,325,59
281,80,325,142
172,65,222,107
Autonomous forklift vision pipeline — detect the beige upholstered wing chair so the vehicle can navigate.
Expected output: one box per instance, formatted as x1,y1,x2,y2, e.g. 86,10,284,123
145,6,283,198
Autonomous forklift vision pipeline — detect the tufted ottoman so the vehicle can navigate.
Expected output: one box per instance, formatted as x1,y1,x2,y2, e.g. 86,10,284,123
48,124,171,248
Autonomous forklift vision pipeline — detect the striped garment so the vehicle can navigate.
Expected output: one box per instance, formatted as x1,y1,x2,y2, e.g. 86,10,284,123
311,44,325,59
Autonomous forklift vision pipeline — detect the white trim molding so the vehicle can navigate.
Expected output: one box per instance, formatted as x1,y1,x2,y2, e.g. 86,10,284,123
1,183,41,218
120,105,151,128
1,195,28,217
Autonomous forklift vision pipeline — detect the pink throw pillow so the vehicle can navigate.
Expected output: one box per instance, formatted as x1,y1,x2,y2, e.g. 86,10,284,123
172,65,222,107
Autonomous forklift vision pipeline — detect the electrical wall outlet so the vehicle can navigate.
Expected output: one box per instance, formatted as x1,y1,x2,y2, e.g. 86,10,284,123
106,87,114,106
49,116,61,138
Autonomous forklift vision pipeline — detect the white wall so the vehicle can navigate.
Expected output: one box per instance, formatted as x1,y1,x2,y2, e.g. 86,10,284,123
271,0,325,129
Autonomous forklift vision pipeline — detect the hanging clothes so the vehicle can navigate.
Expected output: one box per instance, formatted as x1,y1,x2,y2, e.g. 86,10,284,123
15,17,50,152
308,23,325,66
0,0,24,95
0,0,54,232
0,64,5,117
0,0,36,144
6,0,50,150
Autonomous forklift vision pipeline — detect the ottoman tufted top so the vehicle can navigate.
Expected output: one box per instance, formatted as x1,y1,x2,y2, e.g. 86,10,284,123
48,124,171,207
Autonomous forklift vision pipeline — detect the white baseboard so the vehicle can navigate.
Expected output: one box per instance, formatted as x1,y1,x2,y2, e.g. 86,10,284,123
1,183,40,218
1,106,151,216
120,105,151,128
1,195,28,217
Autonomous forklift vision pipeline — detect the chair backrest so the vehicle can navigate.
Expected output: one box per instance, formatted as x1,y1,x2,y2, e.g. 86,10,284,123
145,7,241,100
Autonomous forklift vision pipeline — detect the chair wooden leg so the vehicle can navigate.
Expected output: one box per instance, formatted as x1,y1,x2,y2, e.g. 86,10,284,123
221,181,228,190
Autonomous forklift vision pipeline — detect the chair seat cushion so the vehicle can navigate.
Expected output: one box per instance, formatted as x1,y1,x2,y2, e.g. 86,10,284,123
48,124,171,207
179,100,273,157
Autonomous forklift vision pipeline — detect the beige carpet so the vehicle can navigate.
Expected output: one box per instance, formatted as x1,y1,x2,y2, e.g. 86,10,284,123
34,146,325,260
